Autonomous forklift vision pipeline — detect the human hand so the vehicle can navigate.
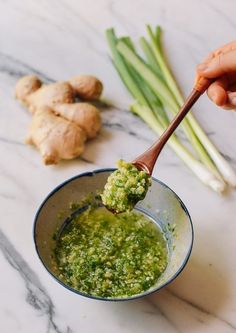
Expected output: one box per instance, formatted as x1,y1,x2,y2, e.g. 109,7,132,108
196,41,236,110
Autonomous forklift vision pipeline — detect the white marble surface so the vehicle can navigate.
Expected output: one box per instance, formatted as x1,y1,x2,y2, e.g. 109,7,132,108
0,0,236,332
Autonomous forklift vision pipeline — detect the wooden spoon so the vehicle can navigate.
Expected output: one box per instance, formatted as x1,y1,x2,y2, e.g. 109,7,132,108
132,77,212,175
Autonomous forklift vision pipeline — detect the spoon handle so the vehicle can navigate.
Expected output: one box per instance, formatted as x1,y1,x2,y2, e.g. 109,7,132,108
133,77,212,175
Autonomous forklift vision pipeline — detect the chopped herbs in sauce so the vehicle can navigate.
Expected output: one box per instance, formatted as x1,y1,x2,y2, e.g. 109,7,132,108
101,160,151,213
54,206,168,298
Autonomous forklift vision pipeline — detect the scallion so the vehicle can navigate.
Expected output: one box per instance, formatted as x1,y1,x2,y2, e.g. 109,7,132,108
105,27,235,193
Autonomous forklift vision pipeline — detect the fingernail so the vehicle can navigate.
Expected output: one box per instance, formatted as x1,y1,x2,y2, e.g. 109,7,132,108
211,93,218,103
197,63,209,72
228,95,236,106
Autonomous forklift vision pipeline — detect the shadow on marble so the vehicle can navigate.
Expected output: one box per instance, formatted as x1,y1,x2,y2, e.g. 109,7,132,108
100,229,231,331
143,239,231,329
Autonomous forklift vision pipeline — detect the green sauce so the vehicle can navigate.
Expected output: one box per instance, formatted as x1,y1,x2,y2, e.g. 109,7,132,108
101,160,151,213
54,206,168,298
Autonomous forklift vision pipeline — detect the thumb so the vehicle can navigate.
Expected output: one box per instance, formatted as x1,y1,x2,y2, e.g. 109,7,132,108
197,49,236,78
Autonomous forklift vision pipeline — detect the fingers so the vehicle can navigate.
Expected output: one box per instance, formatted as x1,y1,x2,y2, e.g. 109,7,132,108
206,75,236,110
207,78,228,106
197,48,236,78
213,40,236,55
196,41,236,110
227,91,236,108
202,52,215,63
202,41,236,62
207,88,236,111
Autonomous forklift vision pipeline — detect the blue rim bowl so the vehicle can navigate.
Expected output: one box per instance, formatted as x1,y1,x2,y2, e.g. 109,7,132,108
33,168,194,301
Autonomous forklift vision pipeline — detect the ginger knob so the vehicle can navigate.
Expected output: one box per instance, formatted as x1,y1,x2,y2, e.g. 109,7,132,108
26,82,75,113
15,75,42,106
26,107,86,165
69,75,103,100
53,103,102,139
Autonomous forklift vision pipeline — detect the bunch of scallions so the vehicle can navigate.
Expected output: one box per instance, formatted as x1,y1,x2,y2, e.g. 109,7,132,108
106,26,236,194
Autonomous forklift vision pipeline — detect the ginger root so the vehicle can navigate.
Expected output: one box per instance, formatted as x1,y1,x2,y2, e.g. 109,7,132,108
53,103,101,139
15,74,103,165
15,75,42,106
26,107,86,165
26,82,75,113
69,75,103,100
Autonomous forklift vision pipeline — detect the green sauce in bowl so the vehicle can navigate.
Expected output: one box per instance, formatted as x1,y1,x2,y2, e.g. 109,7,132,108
54,206,168,299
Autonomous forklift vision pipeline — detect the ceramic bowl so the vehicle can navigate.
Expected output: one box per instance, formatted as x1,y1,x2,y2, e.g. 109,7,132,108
34,169,193,301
